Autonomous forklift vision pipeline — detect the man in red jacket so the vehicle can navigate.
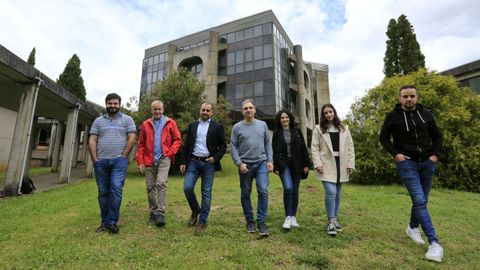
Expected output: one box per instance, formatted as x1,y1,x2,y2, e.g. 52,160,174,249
137,100,181,226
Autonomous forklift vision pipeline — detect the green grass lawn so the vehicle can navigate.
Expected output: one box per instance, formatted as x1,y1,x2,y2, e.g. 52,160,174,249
1,157,479,269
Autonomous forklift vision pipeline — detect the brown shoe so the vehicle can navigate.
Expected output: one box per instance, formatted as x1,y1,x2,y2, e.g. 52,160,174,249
189,210,200,226
195,223,206,234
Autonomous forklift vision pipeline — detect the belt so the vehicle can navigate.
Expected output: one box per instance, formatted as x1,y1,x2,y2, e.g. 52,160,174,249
192,155,208,161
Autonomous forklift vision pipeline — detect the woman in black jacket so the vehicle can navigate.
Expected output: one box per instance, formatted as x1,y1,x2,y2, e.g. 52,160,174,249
272,110,310,230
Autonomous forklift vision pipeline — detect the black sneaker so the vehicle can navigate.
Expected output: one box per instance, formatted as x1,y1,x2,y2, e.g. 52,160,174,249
257,222,269,236
106,223,119,234
246,221,255,233
95,223,106,233
149,213,157,225
156,214,165,227
333,220,342,232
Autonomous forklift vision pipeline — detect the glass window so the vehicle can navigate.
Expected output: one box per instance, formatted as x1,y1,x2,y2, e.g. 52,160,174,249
153,55,159,64
264,79,274,96
254,60,263,70
245,62,253,72
235,50,243,64
227,32,235,43
227,52,235,66
262,22,272,34
148,57,154,66
235,64,244,73
219,54,226,67
254,81,263,96
151,72,157,82
254,46,262,60
244,83,253,97
263,58,273,68
143,59,149,67
226,86,235,99
244,27,253,39
235,30,244,42
146,73,152,84
263,44,272,58
147,65,153,73
235,84,244,99
255,96,264,106
158,70,164,80
227,66,235,75
245,48,253,62
253,25,262,37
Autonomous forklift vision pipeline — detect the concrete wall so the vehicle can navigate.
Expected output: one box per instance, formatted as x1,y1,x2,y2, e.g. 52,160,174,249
0,107,16,170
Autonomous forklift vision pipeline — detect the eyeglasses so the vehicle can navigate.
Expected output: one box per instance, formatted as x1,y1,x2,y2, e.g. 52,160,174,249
402,95,416,98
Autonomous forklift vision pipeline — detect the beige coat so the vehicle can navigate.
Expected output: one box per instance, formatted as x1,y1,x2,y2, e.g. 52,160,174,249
311,125,355,183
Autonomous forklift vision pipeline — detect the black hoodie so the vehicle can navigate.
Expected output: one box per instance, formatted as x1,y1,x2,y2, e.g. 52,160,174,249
379,103,444,160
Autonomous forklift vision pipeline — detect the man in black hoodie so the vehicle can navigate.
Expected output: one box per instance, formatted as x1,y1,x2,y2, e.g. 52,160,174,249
380,85,444,263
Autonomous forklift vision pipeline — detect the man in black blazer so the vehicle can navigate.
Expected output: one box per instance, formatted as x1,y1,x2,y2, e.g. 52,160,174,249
180,102,227,233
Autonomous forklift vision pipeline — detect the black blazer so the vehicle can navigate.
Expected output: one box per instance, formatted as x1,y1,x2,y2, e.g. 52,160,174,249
272,127,310,175
181,119,227,171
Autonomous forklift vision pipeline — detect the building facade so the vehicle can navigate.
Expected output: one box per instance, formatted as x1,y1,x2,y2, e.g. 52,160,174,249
441,59,480,94
139,10,330,134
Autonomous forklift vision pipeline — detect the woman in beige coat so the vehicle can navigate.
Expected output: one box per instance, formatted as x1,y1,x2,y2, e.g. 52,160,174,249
311,104,355,235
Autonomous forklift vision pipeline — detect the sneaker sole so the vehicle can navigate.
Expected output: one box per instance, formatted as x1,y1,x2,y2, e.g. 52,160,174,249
425,255,442,263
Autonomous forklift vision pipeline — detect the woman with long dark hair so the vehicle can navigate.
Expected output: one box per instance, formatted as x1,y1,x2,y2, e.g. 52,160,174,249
272,110,310,229
311,104,355,235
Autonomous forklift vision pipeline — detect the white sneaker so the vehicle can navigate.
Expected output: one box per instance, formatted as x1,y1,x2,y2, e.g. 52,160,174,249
290,216,299,227
282,216,291,229
406,226,425,245
425,242,443,262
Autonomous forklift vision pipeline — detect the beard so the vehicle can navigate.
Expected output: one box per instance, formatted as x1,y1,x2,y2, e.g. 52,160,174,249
106,107,119,114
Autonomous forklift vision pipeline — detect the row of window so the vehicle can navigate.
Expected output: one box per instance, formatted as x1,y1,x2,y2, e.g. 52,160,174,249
220,22,272,44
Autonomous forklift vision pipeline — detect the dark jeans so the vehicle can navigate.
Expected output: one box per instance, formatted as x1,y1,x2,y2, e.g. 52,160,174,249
183,159,216,224
239,160,269,223
94,157,128,225
396,159,439,243
280,166,301,217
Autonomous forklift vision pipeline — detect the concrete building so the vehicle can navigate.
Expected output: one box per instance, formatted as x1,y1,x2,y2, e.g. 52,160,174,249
0,44,103,196
441,59,480,94
139,10,330,137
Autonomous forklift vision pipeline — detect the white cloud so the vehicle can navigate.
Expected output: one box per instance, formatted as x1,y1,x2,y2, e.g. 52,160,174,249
1,0,479,118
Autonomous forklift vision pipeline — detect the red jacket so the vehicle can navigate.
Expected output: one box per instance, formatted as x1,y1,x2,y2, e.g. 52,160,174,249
136,117,182,166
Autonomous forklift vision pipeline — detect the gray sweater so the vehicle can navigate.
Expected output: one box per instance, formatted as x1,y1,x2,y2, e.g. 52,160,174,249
230,119,273,166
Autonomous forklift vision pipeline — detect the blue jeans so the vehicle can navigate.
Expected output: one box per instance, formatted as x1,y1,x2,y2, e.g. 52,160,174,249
280,166,301,217
183,159,216,224
239,160,269,223
322,181,342,220
396,159,439,243
94,157,128,225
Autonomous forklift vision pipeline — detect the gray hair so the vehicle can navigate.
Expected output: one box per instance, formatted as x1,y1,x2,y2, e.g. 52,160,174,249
241,99,255,107
151,100,164,108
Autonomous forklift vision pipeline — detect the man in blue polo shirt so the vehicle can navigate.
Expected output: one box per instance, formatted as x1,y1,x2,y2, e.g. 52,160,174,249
89,93,136,234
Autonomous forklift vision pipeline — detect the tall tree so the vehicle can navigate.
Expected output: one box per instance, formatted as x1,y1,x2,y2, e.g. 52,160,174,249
57,54,86,101
27,47,36,66
383,14,425,77
138,67,205,133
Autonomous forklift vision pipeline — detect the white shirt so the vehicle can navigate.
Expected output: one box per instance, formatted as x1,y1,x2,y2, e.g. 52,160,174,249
192,118,211,157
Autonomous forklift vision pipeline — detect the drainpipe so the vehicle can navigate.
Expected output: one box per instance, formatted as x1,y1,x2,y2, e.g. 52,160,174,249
17,76,43,194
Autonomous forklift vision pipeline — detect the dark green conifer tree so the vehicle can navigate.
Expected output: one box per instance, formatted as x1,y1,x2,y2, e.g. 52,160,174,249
57,54,86,101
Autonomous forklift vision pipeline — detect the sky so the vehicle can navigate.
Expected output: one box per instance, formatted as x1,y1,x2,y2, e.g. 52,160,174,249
1,0,479,118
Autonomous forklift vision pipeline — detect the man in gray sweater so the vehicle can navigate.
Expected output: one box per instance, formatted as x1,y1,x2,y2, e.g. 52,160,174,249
231,99,273,236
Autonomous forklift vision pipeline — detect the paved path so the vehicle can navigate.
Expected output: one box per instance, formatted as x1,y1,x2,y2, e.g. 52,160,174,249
31,165,93,192
1,166,93,197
